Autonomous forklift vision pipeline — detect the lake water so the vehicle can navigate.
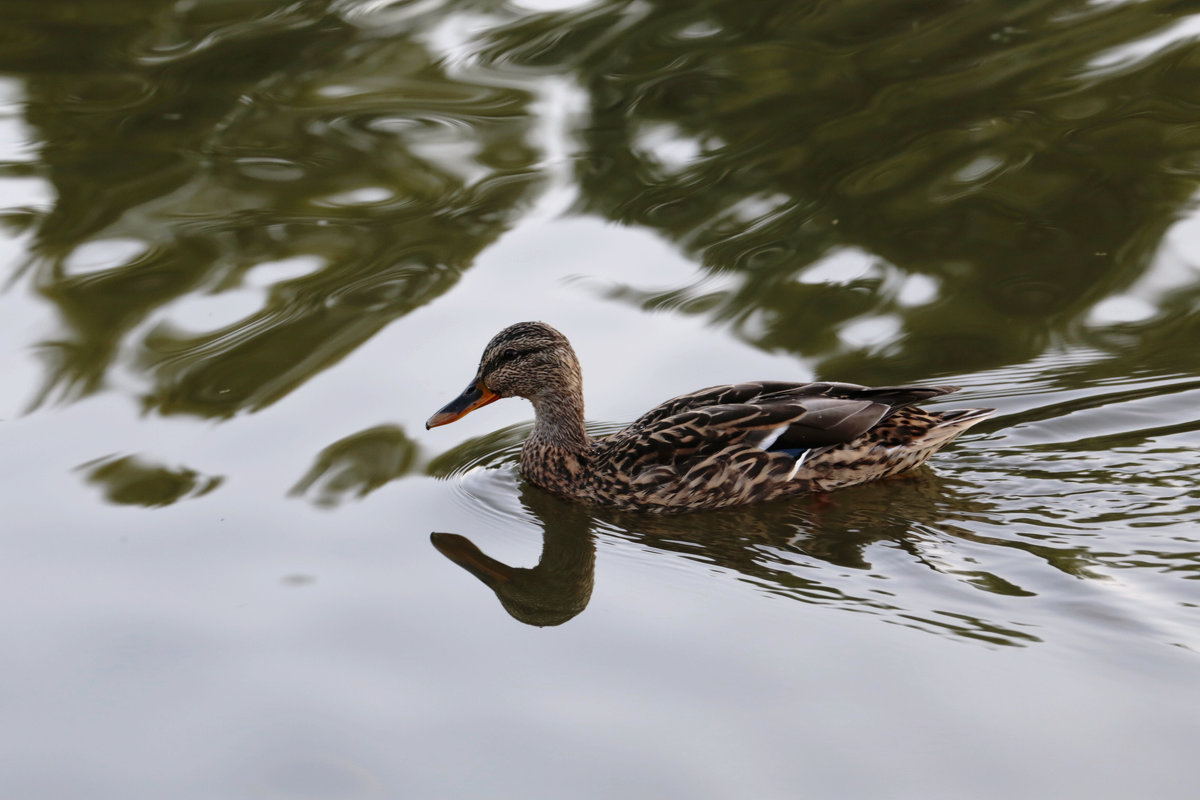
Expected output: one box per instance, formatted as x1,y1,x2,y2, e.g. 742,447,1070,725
3,1,1199,798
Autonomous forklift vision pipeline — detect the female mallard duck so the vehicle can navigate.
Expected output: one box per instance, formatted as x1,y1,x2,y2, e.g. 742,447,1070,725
426,322,994,512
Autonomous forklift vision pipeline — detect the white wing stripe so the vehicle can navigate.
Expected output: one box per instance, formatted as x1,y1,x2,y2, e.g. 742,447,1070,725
757,425,788,451
786,448,810,481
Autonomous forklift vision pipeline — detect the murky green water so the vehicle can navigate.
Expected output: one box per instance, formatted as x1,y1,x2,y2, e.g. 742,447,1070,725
3,1,1199,797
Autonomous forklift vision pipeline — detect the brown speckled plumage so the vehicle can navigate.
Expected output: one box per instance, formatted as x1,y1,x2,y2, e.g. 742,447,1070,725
427,322,995,512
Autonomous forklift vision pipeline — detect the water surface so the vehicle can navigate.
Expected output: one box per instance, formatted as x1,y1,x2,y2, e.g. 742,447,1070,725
2,1,1199,798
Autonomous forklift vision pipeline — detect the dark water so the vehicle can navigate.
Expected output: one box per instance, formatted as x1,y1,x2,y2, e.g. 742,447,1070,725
3,1,1199,797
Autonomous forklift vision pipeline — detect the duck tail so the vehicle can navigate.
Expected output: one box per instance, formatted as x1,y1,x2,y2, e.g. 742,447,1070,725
925,407,995,445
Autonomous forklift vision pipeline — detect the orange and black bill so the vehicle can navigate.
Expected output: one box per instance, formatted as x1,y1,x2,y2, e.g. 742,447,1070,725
426,381,499,428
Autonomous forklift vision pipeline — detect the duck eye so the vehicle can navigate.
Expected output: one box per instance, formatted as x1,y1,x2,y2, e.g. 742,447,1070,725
502,348,518,359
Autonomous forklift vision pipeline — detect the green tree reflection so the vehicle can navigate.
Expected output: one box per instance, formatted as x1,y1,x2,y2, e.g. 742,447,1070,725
7,0,541,414
486,0,1200,382
6,0,1200,416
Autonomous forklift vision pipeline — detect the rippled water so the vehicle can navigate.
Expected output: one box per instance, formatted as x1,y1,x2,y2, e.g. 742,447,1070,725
3,1,1200,798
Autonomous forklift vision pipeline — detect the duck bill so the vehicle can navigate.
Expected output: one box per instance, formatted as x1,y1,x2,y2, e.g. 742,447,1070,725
426,381,499,428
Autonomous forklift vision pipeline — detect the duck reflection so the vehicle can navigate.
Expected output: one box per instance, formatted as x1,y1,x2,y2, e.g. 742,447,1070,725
427,444,1095,645
432,485,596,628
295,423,1095,644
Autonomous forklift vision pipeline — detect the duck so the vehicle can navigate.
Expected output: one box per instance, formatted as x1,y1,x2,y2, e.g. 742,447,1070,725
426,321,994,512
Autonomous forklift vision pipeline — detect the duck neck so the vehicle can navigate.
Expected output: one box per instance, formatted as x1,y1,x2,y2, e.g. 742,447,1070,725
528,387,590,455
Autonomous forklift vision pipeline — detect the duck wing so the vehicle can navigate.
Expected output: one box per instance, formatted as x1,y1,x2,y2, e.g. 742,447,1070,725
609,381,962,468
